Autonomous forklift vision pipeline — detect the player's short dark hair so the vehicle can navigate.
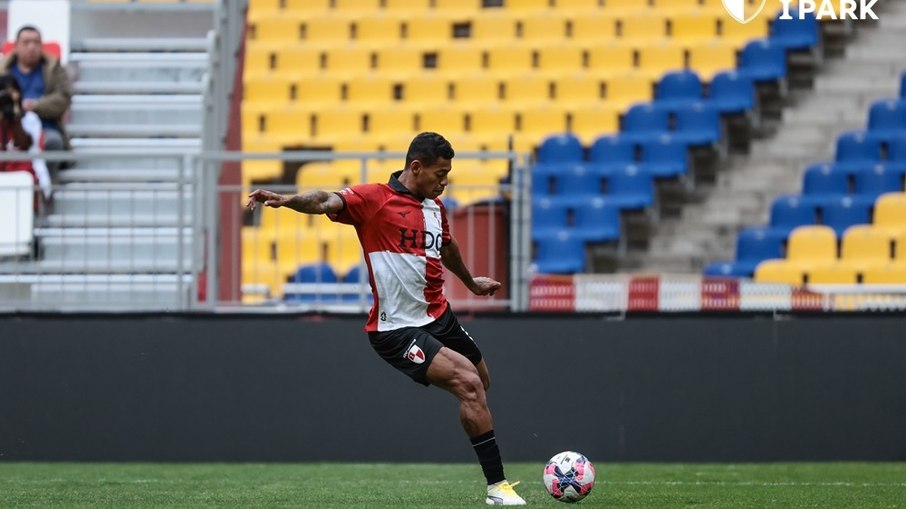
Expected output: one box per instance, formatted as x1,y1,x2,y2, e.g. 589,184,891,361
405,132,454,169
16,25,41,41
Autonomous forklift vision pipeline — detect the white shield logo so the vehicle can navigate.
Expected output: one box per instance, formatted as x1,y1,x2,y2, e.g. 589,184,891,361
721,0,768,24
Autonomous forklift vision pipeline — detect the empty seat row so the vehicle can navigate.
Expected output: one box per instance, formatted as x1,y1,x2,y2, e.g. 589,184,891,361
245,40,740,79
248,10,767,45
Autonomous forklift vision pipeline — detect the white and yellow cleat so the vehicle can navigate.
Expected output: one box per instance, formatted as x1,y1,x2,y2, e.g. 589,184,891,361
486,480,526,506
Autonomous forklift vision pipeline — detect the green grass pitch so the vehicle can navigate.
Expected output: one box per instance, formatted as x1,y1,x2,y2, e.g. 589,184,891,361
1,462,904,508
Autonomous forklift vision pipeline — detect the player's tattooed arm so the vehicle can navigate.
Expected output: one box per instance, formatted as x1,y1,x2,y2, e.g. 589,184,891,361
246,189,344,215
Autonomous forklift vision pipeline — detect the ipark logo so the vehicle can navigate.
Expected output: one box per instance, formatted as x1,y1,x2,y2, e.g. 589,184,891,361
722,0,880,24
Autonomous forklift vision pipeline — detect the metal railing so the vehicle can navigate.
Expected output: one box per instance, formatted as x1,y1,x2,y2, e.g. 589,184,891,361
0,149,531,312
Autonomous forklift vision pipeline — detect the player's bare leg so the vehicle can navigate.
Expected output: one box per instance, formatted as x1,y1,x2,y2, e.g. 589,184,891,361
475,359,491,391
427,347,525,506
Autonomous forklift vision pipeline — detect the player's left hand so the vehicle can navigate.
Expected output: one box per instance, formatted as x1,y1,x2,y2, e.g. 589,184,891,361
469,277,501,296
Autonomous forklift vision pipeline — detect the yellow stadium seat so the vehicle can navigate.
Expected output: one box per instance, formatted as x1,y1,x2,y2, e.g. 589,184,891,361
754,259,804,285
567,104,621,142
346,75,395,104
486,46,535,72
245,45,278,74
807,264,859,284
670,11,718,40
637,43,686,74
786,225,838,268
278,46,324,73
519,107,569,139
417,106,467,137
467,107,515,136
324,46,374,72
352,16,402,43
432,0,482,10
403,15,451,41
537,45,584,72
570,12,618,42
296,161,362,190
247,0,283,22
505,0,551,10
244,76,293,104
518,13,569,42
334,0,382,11
299,16,351,44
437,45,486,72
556,0,603,10
840,225,893,266
275,230,325,276
375,45,424,72
606,0,649,10
454,74,502,104
688,40,737,80
284,0,331,11
249,17,301,44
312,108,365,140
366,107,417,136
619,16,667,41
472,14,518,41
555,72,606,106
405,74,451,103
586,43,635,72
862,263,906,284
384,0,430,10
296,76,345,103
504,74,553,103
325,229,364,274
606,73,655,110
874,193,906,230
719,15,770,45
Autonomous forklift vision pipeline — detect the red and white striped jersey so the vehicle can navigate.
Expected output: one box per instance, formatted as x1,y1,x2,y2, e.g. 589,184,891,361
329,172,451,332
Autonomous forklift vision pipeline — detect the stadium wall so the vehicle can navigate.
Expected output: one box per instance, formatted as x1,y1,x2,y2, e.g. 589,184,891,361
1,314,904,462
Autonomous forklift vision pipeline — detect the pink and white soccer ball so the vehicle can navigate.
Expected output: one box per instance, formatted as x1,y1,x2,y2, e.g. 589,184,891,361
542,451,596,503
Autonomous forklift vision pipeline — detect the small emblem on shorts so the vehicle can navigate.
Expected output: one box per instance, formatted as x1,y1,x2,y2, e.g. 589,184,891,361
407,344,426,364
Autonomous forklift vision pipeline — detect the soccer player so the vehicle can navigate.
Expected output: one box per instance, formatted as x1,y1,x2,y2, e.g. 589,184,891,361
246,132,526,506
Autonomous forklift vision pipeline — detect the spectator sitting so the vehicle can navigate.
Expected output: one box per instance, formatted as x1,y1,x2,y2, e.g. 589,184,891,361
3,25,71,177
0,73,51,206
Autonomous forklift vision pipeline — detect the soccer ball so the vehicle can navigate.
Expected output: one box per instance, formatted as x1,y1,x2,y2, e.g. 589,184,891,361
542,451,596,503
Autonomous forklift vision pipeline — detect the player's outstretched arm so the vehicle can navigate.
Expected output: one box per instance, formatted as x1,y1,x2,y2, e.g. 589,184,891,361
246,189,344,215
440,237,502,297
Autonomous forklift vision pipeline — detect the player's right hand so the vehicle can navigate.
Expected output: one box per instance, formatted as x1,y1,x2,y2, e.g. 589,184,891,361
246,189,287,210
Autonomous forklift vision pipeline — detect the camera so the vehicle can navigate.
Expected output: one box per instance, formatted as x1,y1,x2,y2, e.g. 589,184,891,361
0,90,15,118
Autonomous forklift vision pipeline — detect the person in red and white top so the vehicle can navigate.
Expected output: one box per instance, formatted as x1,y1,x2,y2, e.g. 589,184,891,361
247,132,525,506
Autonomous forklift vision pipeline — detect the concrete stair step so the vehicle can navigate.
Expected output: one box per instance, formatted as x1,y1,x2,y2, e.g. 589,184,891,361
67,123,201,138
71,138,201,150
39,236,192,265
72,37,209,52
70,102,202,125
74,81,204,94
43,213,189,228
59,168,183,183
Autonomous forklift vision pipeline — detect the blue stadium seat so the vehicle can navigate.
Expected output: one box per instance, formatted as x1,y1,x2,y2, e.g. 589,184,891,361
605,165,656,210
655,70,703,110
770,194,820,235
739,39,787,83
639,135,688,179
770,9,820,51
620,103,670,143
673,102,722,147
889,134,906,162
820,195,873,237
867,99,906,142
532,164,558,196
704,226,786,277
854,164,906,199
835,131,884,169
802,162,848,196
555,164,602,196
285,262,341,303
534,229,585,274
588,135,637,175
574,196,621,243
532,196,570,241
441,196,459,210
708,71,755,115
341,265,373,303
537,133,584,165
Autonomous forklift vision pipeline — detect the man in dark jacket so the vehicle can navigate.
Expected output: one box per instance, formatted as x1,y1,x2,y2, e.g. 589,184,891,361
3,25,71,175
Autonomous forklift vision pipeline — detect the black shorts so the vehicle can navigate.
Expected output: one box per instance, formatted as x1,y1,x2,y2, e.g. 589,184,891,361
368,306,483,386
